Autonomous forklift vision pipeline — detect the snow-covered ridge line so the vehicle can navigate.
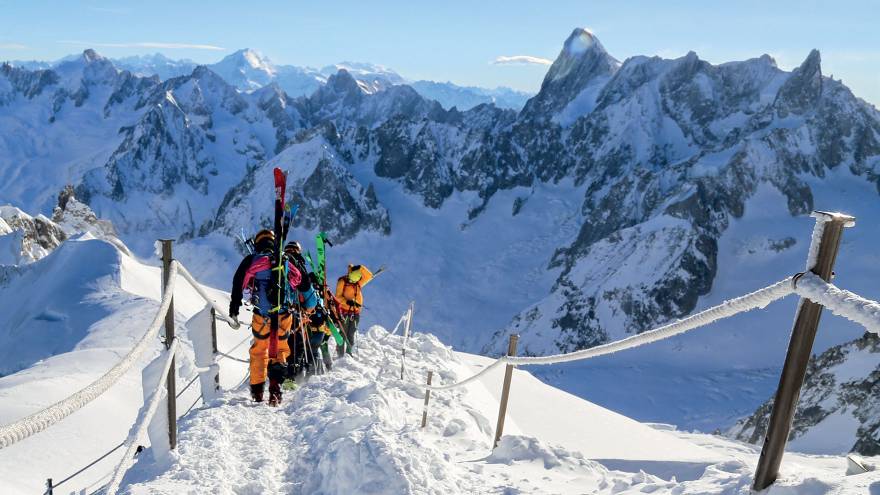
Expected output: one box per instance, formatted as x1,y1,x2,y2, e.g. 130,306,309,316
794,272,880,335
0,262,178,450
0,258,243,451
422,277,796,390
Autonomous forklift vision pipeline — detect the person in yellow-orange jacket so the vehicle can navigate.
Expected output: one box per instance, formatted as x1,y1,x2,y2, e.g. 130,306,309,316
335,264,373,356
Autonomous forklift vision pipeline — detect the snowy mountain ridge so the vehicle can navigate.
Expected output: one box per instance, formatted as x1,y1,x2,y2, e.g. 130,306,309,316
3,27,880,457
11,48,533,110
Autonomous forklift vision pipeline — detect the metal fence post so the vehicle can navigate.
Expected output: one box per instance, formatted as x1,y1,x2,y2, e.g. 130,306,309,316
210,307,220,392
493,334,519,449
421,371,433,428
753,211,854,490
160,240,177,450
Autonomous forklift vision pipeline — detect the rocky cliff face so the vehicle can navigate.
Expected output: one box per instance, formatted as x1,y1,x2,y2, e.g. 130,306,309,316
0,206,66,265
2,31,879,359
482,43,880,355
730,332,880,455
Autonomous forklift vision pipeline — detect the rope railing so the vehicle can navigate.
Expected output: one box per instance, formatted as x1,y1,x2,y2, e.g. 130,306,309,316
0,250,250,493
507,277,795,366
105,339,180,495
793,272,880,335
44,373,203,495
177,263,240,330
417,276,796,390
0,262,179,450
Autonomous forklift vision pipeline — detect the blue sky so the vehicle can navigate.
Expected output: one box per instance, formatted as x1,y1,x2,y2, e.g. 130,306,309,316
1,0,878,105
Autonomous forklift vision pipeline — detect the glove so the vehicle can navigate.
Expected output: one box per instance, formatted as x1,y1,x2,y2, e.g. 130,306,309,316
231,314,240,329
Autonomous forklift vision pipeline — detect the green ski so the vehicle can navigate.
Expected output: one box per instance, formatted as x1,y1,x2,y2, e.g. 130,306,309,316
326,319,345,347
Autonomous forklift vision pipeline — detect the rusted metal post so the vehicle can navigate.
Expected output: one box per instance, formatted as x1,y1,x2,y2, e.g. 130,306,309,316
493,334,519,449
753,211,854,490
210,307,219,392
160,239,177,450
421,371,433,428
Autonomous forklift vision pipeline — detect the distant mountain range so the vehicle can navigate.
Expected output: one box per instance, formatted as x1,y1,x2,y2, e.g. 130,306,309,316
2,27,880,453
8,49,532,111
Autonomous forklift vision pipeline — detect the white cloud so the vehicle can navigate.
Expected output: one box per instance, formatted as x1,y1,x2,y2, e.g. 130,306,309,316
492,55,552,66
58,40,224,51
0,43,28,50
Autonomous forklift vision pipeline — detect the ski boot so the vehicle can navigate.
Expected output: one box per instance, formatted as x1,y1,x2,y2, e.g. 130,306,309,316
267,362,285,406
268,379,282,407
250,383,264,403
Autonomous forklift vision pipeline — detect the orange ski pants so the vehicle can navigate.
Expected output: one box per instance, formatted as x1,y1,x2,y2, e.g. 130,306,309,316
249,313,292,385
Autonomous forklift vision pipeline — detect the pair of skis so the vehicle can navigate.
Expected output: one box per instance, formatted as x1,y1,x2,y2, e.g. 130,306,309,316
269,168,300,360
268,168,348,362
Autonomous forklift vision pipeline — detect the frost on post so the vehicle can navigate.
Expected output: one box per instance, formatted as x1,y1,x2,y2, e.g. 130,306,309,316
188,306,221,402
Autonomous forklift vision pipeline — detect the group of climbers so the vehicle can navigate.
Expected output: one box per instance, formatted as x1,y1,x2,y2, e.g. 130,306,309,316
228,229,376,406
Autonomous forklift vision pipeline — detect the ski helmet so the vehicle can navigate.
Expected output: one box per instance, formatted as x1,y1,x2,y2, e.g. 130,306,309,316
284,241,302,254
253,229,275,251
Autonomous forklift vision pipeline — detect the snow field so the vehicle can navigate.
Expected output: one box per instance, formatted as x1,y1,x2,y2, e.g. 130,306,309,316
122,326,880,494
0,237,247,494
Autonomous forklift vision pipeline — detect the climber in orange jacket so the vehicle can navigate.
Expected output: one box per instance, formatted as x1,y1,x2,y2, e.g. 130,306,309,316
334,264,373,356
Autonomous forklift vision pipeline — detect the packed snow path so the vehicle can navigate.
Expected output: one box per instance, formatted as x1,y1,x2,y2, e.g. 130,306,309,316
120,328,880,494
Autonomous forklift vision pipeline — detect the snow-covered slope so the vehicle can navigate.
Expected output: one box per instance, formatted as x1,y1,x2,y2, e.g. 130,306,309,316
117,327,880,494
0,234,246,495
0,231,877,494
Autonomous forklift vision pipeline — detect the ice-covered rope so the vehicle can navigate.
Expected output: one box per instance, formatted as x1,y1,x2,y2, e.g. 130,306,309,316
105,339,179,495
508,277,794,365
177,263,240,330
0,262,179,450
419,277,794,389
794,272,880,335
422,358,508,391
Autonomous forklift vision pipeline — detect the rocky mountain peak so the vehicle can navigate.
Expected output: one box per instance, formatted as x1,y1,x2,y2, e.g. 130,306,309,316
774,49,823,116
52,185,117,238
562,28,605,57
521,27,620,119
0,206,67,265
326,69,363,95
81,49,103,63
224,48,275,72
